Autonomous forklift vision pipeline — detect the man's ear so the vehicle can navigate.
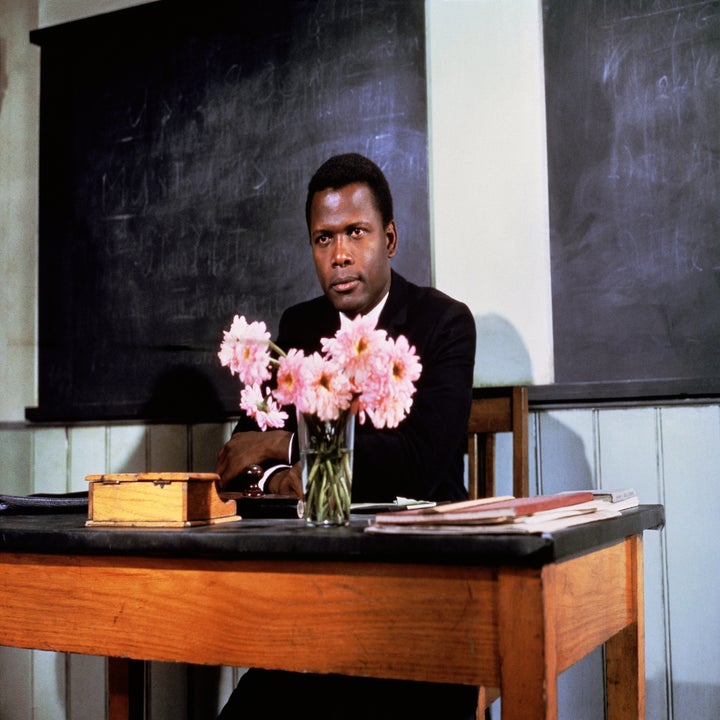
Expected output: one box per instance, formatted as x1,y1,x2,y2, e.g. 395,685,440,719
385,220,398,258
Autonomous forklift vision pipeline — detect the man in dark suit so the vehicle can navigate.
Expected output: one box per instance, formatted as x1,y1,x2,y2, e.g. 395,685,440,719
216,153,475,504
216,153,478,720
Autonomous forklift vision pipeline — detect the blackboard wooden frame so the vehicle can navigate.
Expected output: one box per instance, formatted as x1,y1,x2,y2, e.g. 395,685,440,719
27,0,431,422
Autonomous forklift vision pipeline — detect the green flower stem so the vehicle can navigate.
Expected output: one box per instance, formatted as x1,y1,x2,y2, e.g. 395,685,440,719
268,340,286,360
300,412,354,526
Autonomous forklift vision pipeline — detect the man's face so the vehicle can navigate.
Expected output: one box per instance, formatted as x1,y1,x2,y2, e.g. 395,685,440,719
309,182,397,317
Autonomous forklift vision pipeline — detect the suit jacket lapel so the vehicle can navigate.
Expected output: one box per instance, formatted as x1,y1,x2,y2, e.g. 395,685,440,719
315,296,341,339
378,270,409,336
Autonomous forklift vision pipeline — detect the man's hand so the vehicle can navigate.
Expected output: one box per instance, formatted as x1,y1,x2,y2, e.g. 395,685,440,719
215,430,292,490
265,462,303,498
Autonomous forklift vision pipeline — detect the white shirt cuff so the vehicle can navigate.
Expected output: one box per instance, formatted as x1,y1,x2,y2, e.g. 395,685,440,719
257,465,291,492
257,436,295,491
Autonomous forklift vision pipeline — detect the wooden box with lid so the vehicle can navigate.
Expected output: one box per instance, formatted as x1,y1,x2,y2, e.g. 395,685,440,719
85,472,238,527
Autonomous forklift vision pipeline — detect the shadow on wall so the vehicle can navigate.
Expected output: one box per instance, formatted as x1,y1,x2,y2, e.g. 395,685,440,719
533,409,594,493
473,314,533,387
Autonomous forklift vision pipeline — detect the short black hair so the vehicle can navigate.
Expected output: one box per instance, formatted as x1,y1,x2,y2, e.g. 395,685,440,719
305,153,394,230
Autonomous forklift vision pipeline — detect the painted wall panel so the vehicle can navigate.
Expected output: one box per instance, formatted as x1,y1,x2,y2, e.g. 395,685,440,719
535,409,603,719
0,429,33,495
148,662,188,720
0,0,39,423
597,409,658,494
537,410,596,493
32,651,66,720
597,409,670,719
68,426,107,490
427,0,553,386
492,433,513,499
191,423,231,474
67,654,106,720
148,425,187,472
0,647,32,720
31,428,67,494
661,406,720,716
108,425,148,473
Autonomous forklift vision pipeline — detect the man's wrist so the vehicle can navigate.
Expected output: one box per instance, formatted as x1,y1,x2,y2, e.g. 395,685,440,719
269,430,293,464
259,464,291,493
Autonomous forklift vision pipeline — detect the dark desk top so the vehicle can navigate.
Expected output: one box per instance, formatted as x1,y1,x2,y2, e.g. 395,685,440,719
0,506,664,568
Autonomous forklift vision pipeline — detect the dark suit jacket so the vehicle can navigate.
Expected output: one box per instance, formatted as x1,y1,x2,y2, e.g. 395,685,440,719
225,273,477,713
272,271,476,503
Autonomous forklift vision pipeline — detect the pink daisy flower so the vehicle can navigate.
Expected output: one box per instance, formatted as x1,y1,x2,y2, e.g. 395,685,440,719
386,334,422,393
239,384,288,431
220,311,422,433
274,348,308,407
218,315,272,386
302,353,353,421
363,335,421,428
365,394,412,429
321,316,388,389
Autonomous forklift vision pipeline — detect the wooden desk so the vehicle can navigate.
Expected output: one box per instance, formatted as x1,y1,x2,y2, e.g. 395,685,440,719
0,507,663,719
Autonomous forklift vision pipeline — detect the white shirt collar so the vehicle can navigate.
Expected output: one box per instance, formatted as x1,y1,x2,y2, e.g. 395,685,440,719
339,291,389,330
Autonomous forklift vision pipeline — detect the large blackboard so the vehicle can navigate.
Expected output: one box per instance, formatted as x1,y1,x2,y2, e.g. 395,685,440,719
541,0,720,402
28,0,430,421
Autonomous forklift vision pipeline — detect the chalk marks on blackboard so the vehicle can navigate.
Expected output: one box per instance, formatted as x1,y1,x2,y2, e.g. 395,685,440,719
30,0,430,420
544,0,720,392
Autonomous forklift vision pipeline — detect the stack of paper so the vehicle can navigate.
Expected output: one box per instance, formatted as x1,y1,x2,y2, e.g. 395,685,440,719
364,490,638,535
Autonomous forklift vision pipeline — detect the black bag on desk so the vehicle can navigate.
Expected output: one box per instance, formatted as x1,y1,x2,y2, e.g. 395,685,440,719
0,491,88,514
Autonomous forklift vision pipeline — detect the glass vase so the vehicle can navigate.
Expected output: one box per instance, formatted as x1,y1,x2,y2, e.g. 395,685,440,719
298,410,355,526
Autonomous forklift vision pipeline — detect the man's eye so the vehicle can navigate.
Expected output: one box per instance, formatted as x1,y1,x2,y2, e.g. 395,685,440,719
315,234,331,245
350,227,364,237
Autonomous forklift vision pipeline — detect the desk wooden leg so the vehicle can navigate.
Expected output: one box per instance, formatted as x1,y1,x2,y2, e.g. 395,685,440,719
497,566,558,719
108,657,146,720
606,537,645,719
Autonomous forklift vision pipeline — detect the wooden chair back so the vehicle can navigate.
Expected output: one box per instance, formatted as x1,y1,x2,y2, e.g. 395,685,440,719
467,386,530,717
467,386,529,500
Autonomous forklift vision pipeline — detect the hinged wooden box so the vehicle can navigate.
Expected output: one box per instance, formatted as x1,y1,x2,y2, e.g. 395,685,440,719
85,472,239,527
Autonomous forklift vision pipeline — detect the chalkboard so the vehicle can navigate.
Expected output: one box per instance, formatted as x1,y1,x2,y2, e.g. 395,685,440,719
541,0,720,401
28,0,430,421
